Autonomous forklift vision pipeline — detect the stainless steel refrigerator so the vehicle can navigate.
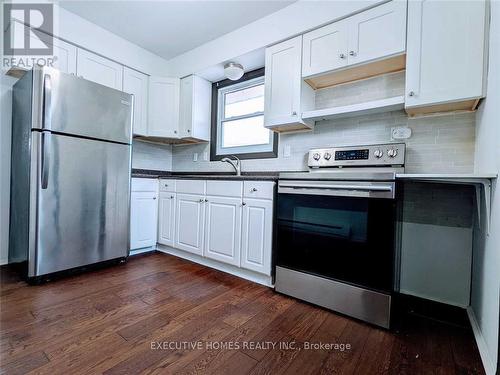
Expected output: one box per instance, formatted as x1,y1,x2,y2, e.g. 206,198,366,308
9,66,133,280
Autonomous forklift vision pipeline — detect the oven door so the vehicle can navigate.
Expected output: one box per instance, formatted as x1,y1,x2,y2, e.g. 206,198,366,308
276,181,396,293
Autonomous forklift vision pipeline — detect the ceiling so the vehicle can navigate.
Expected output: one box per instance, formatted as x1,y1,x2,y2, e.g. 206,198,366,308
58,1,294,61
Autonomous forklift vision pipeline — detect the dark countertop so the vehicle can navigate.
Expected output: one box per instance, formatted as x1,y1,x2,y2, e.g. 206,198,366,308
131,169,279,181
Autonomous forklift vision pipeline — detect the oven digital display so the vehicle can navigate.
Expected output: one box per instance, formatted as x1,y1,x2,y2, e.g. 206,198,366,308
335,149,369,160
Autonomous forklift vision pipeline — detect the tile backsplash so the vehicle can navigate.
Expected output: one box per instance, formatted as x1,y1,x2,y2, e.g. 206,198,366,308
132,140,172,171
172,110,476,173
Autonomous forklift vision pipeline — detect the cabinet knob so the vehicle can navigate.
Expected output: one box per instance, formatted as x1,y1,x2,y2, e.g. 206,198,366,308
153,197,156,200
187,129,191,133
242,202,246,206
174,130,177,134
339,53,346,59
170,195,174,199
349,51,356,56
204,199,208,202
199,199,204,203
408,91,415,97
251,188,258,192
291,111,297,116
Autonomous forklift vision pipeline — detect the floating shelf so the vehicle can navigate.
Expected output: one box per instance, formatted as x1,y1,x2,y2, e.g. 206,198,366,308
302,95,405,122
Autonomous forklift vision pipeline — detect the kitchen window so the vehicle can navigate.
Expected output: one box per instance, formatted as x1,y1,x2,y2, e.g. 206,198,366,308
210,68,278,160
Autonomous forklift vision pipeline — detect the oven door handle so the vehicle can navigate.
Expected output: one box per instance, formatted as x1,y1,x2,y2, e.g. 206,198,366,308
278,182,393,192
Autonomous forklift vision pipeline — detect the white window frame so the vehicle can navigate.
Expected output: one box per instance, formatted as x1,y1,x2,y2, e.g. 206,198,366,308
215,76,273,157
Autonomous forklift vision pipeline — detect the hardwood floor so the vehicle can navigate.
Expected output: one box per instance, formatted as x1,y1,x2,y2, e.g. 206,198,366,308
0,252,484,374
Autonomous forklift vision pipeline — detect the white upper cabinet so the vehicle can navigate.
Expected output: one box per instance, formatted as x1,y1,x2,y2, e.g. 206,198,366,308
302,19,349,77
204,196,242,267
4,21,77,75
76,49,123,90
179,75,212,141
405,0,487,113
241,198,273,275
264,36,314,132
123,67,149,136
347,1,406,66
148,76,180,138
302,0,406,78
50,38,77,75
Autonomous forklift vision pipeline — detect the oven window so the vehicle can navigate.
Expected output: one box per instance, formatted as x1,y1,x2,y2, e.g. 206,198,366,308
276,193,396,292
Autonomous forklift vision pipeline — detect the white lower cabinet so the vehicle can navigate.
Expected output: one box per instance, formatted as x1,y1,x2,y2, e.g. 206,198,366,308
157,179,275,278
158,192,176,247
241,198,273,275
204,196,242,266
130,190,158,250
174,193,205,256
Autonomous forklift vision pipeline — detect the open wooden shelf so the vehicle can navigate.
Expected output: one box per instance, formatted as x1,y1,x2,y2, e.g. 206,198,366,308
302,95,405,122
304,54,406,90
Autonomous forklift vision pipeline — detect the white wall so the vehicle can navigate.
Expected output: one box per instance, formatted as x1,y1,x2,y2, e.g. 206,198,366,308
165,0,386,78
0,4,172,264
471,1,500,373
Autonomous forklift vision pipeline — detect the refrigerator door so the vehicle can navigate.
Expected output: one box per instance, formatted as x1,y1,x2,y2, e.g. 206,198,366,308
34,67,133,144
32,132,131,277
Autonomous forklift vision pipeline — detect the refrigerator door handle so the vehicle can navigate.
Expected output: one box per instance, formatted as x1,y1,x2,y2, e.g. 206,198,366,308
43,74,52,131
41,73,52,189
41,132,50,189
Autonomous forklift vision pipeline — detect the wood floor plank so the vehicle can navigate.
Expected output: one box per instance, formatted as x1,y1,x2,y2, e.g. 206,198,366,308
0,253,486,375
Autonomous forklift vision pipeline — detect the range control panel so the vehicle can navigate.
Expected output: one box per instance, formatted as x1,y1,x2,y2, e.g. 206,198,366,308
308,143,405,168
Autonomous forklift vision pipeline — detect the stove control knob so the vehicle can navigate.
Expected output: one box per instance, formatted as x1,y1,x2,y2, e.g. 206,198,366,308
312,152,321,161
324,152,332,160
373,149,384,158
387,148,398,158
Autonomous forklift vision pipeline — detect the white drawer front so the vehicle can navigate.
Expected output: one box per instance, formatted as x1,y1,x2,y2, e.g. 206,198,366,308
159,179,176,192
206,180,243,198
131,178,158,192
176,179,206,195
243,181,275,199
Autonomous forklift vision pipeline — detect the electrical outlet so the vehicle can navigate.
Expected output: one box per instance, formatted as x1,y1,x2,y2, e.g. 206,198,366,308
193,153,198,162
283,145,291,158
391,126,412,140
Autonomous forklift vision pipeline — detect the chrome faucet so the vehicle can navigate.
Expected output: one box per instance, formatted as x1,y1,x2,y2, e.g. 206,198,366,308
221,155,241,176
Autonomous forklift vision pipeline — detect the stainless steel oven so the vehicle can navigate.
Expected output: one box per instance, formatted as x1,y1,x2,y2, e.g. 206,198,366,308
275,143,405,328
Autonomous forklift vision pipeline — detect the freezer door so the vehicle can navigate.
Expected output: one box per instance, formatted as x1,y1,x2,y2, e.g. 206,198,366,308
33,132,131,276
34,67,133,144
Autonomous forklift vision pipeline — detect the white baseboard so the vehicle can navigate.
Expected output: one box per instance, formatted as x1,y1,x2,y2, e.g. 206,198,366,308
467,306,497,375
0,258,7,266
129,246,156,256
156,244,273,288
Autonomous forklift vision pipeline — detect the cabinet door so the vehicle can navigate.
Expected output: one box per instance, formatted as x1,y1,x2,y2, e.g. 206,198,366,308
130,191,158,250
158,192,176,247
405,0,486,108
264,36,306,128
148,77,180,138
302,19,349,77
178,75,193,138
204,196,242,266
179,75,211,141
347,1,406,66
241,198,273,275
76,49,123,90
123,67,149,136
175,194,205,255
